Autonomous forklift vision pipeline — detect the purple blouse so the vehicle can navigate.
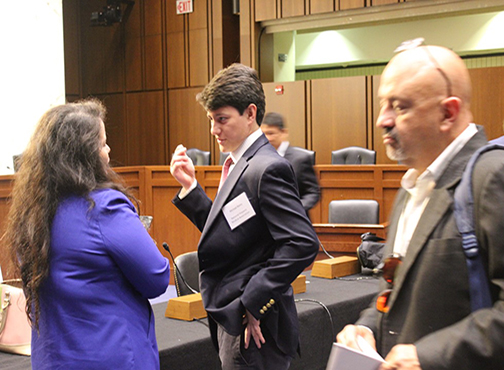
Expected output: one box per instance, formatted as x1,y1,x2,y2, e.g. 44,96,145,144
31,189,170,370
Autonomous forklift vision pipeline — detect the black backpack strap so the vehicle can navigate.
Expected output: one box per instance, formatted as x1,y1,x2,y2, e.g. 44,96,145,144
453,143,504,311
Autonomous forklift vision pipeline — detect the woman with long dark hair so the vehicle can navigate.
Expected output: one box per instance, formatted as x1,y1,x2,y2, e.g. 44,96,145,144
5,99,170,369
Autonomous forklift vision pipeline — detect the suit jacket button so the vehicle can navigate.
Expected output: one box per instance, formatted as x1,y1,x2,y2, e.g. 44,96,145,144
259,309,265,315
269,299,275,305
262,306,268,311
266,303,271,308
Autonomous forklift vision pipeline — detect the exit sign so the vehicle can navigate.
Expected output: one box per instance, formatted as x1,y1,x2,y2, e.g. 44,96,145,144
176,0,193,14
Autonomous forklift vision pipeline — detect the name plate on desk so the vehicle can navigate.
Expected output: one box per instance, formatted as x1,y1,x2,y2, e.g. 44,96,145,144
311,256,360,279
292,274,306,294
165,293,206,321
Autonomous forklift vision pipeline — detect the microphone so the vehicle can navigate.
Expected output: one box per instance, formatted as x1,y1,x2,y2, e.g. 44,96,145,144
162,242,199,295
319,242,334,259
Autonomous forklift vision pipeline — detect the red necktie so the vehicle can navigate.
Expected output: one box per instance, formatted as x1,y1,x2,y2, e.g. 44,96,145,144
218,156,234,192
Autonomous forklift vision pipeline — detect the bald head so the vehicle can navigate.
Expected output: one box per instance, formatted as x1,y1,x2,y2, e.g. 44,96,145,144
384,45,472,118
377,44,474,172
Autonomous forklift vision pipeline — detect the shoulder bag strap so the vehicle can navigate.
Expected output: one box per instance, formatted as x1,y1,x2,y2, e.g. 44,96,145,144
454,143,504,311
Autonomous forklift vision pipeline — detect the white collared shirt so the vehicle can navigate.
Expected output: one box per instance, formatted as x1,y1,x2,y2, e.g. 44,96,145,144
277,141,290,157
393,123,478,256
225,128,263,176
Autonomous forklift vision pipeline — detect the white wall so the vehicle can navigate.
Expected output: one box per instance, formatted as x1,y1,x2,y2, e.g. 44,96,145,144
0,0,65,174
294,11,504,71
273,32,296,82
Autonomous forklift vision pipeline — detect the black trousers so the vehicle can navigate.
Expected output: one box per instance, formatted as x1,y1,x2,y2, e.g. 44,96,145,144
217,324,292,370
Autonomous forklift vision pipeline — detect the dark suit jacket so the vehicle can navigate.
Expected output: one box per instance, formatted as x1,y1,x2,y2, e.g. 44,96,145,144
356,126,504,369
284,145,320,212
173,134,319,357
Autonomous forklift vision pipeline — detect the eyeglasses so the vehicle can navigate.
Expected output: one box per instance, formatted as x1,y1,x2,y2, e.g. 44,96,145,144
394,37,453,98
375,253,402,313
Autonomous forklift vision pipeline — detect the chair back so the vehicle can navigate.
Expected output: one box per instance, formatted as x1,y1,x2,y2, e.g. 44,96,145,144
290,147,316,165
186,148,211,166
174,251,200,296
331,146,376,165
328,199,379,224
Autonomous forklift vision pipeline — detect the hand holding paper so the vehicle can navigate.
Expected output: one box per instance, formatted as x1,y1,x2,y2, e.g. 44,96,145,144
336,324,377,352
357,336,384,362
326,339,384,370
328,327,384,370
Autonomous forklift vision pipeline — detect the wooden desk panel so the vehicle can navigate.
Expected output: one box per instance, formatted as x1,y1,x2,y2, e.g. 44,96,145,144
0,165,405,280
313,223,388,257
312,165,406,224
114,166,146,203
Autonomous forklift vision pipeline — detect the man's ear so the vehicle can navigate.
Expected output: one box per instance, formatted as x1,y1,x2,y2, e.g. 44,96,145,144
440,97,461,131
245,104,257,123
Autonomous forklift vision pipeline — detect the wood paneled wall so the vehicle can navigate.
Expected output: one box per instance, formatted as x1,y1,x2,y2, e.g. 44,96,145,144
168,87,212,158
64,0,240,167
263,81,308,147
260,68,504,166
469,68,504,139
311,77,368,164
101,94,128,167
63,0,81,101
63,1,504,171
166,0,211,88
255,0,404,20
261,76,397,165
126,91,167,165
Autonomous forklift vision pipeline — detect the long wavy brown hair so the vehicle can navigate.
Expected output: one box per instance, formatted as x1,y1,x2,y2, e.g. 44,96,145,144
5,98,133,329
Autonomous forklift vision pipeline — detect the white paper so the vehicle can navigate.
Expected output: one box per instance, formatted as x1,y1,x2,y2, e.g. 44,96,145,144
326,342,384,370
357,336,384,362
222,192,256,230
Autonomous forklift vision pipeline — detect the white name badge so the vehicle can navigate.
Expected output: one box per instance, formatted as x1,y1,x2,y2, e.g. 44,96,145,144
222,192,256,230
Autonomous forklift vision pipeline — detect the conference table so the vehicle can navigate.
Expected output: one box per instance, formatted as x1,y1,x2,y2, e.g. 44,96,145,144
0,272,379,370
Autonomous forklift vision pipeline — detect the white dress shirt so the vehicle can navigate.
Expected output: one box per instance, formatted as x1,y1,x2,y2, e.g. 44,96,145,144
277,141,290,157
393,123,478,256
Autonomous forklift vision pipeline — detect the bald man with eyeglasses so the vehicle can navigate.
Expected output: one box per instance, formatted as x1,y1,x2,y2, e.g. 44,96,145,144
337,42,504,370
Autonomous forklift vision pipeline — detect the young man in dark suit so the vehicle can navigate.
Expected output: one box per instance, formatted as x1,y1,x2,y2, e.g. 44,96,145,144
337,42,504,369
261,112,320,214
170,63,319,370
